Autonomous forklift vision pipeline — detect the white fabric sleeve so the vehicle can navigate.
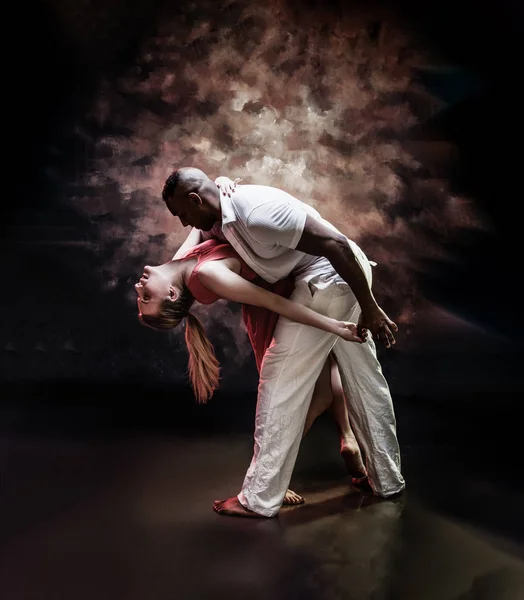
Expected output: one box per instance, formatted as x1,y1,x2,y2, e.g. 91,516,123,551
246,202,307,248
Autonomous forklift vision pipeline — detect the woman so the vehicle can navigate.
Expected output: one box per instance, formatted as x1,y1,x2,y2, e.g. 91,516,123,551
135,238,367,503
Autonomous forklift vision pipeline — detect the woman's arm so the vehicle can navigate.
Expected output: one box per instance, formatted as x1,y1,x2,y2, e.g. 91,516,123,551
172,227,203,260
198,262,365,343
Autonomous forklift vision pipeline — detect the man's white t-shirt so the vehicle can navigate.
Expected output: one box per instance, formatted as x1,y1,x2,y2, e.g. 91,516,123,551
201,184,358,285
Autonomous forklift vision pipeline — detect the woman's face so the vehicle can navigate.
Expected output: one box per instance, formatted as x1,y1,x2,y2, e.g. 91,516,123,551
135,265,178,318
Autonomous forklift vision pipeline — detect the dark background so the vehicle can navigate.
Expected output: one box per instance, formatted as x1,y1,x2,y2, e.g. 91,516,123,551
2,0,523,480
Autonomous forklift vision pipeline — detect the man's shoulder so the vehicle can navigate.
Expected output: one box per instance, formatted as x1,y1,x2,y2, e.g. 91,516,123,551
233,184,304,211
239,184,297,197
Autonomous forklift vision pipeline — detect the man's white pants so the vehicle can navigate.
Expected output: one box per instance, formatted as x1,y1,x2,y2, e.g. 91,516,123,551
238,250,405,517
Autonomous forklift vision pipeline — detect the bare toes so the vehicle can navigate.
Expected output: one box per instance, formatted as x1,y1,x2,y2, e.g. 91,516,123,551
283,489,305,505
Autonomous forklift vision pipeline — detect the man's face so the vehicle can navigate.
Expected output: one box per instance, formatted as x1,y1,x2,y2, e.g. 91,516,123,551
165,190,217,231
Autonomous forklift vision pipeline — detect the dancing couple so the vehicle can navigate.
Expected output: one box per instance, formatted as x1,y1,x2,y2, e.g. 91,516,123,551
135,167,405,517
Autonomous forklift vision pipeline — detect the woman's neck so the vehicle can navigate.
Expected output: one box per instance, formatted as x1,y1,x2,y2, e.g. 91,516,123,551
165,257,198,288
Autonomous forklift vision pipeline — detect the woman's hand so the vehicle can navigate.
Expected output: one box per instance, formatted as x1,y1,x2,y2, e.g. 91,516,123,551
336,321,369,343
215,176,242,197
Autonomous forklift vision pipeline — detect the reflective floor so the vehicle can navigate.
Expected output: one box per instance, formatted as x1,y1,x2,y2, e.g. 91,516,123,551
1,396,523,600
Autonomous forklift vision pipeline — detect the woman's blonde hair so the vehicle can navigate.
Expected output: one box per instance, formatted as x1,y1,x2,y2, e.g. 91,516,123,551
138,285,220,403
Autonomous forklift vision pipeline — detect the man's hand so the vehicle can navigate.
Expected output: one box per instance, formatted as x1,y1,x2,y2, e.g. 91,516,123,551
358,307,398,348
215,176,241,197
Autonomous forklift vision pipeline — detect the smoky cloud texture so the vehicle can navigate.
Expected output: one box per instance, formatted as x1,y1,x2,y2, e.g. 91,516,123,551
72,0,486,357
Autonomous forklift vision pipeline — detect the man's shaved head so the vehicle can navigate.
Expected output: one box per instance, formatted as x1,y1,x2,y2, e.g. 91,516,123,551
162,167,212,201
162,167,221,231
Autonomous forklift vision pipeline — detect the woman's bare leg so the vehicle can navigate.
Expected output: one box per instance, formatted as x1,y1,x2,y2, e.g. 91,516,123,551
327,354,367,479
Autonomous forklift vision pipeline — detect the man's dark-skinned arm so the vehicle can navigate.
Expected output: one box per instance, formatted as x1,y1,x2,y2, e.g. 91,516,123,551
296,215,398,348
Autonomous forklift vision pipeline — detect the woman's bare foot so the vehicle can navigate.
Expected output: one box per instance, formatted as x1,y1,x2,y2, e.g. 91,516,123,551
213,496,269,518
340,439,367,479
283,489,305,505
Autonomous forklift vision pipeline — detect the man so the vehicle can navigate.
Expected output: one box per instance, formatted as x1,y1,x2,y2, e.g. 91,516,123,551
164,167,405,517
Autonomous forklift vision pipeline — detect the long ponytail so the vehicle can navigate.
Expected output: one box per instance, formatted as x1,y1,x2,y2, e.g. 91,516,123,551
138,284,220,402
185,313,220,403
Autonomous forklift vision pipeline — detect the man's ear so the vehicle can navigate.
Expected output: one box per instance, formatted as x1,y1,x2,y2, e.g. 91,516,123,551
188,192,203,205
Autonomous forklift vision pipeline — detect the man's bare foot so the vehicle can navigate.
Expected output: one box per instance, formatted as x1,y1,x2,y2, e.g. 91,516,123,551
283,489,305,505
352,478,405,498
213,496,268,518
340,440,367,479
352,476,373,492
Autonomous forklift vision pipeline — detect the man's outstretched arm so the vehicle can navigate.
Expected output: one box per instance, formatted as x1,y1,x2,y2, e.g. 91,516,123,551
296,215,398,347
